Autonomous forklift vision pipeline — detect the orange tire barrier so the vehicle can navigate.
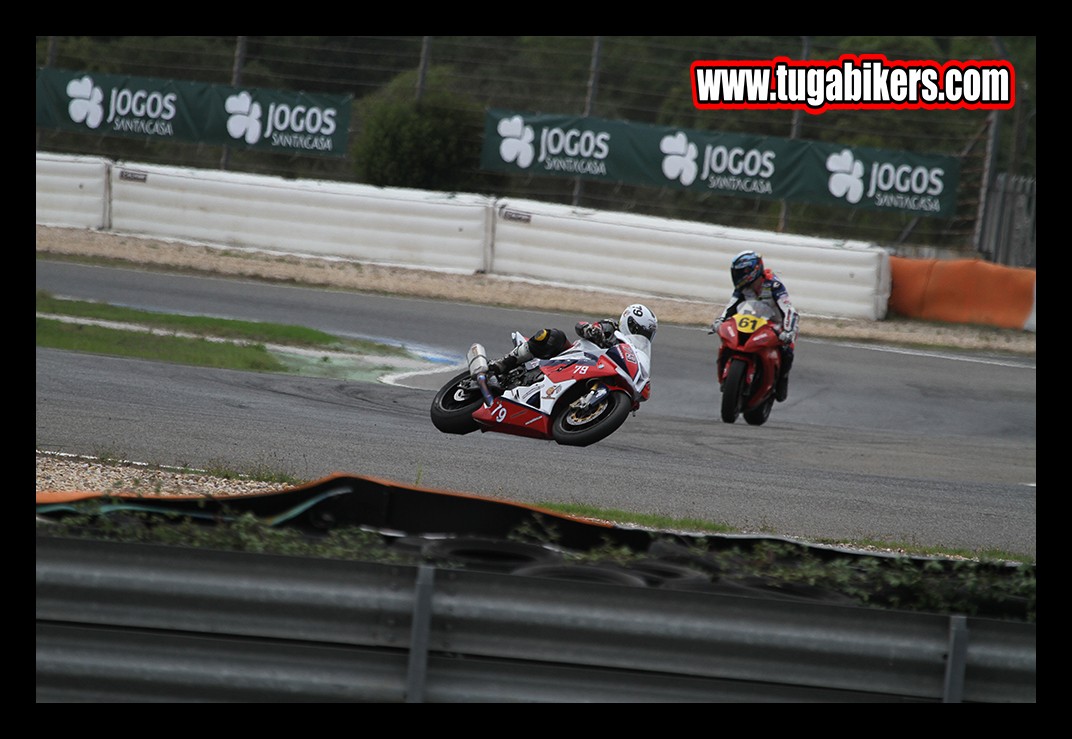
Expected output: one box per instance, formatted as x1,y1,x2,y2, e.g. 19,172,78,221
889,256,1036,331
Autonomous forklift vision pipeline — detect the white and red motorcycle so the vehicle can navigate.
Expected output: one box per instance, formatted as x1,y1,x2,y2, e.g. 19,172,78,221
430,330,651,447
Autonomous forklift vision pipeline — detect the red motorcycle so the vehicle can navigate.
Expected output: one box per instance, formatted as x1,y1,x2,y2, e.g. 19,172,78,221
430,330,651,447
714,301,783,425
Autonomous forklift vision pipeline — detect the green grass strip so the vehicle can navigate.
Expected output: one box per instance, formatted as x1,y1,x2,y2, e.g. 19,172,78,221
37,317,288,372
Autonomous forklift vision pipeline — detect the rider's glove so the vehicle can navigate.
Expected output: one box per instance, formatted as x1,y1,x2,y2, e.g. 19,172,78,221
580,322,604,343
778,329,795,344
710,319,723,334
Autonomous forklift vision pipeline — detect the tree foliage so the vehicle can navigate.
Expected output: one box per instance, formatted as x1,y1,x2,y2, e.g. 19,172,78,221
351,66,488,193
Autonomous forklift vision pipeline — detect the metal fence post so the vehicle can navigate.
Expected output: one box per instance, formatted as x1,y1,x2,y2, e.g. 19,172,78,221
405,564,436,703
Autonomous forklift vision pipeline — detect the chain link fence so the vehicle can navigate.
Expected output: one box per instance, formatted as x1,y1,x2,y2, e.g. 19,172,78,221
35,36,1036,265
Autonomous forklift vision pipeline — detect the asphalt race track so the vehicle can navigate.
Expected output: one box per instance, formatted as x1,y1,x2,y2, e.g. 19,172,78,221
36,261,1036,557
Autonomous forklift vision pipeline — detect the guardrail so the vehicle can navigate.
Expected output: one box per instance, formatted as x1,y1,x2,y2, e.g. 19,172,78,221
36,535,1036,703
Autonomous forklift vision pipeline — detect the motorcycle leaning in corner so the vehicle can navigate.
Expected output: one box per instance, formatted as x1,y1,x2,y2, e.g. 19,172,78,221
430,328,651,447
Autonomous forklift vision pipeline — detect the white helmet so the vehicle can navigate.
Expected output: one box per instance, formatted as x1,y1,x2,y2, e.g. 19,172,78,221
619,304,657,341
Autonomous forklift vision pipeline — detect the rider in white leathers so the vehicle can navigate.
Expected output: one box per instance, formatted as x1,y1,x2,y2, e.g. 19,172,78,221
489,304,657,400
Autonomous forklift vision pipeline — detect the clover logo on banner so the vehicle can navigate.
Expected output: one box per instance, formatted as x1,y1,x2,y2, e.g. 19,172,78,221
497,115,535,169
660,132,699,186
826,149,865,204
225,92,263,145
66,75,104,129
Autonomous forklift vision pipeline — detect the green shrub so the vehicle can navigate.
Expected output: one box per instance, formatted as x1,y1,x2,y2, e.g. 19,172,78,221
351,66,488,193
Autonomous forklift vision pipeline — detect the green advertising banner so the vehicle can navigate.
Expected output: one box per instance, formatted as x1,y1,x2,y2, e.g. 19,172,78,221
481,109,959,218
36,67,351,158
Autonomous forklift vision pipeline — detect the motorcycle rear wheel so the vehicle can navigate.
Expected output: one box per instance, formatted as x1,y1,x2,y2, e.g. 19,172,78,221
430,370,484,434
720,359,747,423
552,387,632,447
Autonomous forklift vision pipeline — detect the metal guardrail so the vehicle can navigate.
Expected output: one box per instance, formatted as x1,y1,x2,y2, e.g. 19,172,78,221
36,535,1035,703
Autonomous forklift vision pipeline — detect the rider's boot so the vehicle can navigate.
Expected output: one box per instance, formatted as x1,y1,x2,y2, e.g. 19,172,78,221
776,348,793,402
776,371,789,402
489,341,533,376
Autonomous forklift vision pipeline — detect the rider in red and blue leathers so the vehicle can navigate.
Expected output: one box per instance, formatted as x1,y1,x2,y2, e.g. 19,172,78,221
711,251,799,402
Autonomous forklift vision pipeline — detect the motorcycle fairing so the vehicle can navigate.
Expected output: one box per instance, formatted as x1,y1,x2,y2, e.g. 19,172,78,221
606,341,644,387
500,370,576,417
472,394,554,438
539,351,599,383
540,340,647,399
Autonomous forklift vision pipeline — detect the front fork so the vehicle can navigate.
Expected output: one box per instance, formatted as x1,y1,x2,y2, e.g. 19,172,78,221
718,352,756,395
573,381,610,410
717,349,729,388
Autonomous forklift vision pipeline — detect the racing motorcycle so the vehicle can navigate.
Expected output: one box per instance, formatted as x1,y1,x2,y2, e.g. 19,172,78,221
430,331,651,447
713,301,783,426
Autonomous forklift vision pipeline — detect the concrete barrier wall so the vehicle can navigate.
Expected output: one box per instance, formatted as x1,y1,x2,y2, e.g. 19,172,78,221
492,198,890,319
36,151,1033,329
35,152,110,229
108,163,490,274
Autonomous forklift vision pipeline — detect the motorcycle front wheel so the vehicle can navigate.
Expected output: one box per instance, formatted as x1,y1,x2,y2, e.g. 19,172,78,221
720,358,747,423
551,387,632,447
743,395,773,426
430,370,484,434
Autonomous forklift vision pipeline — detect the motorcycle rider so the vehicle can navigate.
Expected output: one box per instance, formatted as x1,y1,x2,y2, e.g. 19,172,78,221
488,304,658,390
711,250,799,402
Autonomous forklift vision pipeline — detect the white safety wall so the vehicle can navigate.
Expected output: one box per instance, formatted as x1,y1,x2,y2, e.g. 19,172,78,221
36,152,890,320
108,163,491,274
491,198,890,320
35,152,110,229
